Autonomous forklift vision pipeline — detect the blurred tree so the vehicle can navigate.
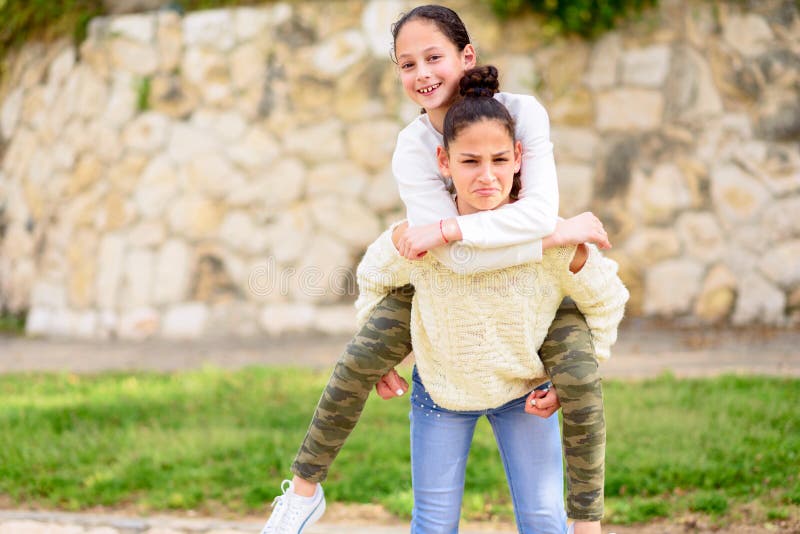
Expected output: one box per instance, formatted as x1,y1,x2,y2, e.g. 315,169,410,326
0,0,104,62
103,0,164,14
489,0,658,38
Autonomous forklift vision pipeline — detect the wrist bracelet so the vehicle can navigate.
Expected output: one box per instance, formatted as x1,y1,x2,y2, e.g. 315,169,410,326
439,219,449,244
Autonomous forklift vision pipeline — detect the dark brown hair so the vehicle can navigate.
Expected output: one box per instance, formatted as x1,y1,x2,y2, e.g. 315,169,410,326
391,5,471,62
442,65,521,200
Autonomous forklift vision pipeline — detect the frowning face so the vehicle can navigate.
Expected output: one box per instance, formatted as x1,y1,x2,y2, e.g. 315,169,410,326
437,119,522,215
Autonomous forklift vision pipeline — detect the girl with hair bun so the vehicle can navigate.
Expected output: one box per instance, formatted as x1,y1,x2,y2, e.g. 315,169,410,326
351,66,628,533
262,6,617,534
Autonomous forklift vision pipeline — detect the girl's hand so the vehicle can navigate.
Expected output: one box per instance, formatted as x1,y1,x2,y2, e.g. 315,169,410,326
525,385,560,418
547,212,611,250
375,369,409,400
393,222,442,259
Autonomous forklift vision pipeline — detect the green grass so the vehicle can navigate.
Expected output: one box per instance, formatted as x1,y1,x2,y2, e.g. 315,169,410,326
0,368,797,525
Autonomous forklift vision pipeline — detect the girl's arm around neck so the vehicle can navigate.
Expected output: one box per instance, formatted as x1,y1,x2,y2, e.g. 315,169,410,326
393,124,543,275
453,93,559,247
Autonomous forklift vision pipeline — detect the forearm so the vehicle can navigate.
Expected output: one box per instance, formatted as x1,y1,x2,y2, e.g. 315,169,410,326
399,213,542,273
453,197,556,248
541,213,612,251
441,218,461,242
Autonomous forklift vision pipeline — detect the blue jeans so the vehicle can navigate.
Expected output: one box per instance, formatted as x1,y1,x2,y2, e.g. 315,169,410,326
410,368,567,534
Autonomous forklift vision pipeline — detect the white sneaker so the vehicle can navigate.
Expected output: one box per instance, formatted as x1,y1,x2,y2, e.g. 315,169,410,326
260,480,326,534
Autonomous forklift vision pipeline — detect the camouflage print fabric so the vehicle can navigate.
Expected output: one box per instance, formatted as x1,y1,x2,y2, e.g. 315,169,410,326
291,290,605,522
540,298,605,521
291,284,414,483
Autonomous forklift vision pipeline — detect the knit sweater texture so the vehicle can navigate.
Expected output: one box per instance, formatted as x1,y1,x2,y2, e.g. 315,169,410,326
356,226,630,411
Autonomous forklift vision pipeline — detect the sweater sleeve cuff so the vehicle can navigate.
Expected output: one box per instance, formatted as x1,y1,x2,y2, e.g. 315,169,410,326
568,245,618,300
593,344,612,362
373,220,415,274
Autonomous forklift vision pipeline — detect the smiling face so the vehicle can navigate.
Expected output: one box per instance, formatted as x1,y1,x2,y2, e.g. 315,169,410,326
394,19,476,131
437,119,522,215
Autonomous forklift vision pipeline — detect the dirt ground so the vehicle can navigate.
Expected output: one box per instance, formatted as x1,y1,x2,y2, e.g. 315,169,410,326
318,502,800,533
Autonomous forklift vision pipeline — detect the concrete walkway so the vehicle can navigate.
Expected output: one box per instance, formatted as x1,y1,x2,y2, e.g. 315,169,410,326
2,319,799,378
1,320,798,534
0,509,511,533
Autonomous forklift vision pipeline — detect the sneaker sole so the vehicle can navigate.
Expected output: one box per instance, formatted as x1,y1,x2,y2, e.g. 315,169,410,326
298,497,325,533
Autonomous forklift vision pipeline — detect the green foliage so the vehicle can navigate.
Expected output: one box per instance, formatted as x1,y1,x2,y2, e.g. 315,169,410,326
489,0,658,38
0,370,798,526
0,311,25,335
175,0,261,9
0,0,264,69
0,0,104,61
136,76,152,112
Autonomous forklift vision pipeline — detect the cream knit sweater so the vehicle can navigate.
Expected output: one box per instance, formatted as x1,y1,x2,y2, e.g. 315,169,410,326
355,225,629,411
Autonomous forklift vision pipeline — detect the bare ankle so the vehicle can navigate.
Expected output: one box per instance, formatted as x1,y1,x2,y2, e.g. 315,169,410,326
291,475,317,497
572,520,601,534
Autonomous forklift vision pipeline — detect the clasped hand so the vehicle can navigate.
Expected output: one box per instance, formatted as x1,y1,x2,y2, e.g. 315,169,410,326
392,221,442,260
553,211,612,250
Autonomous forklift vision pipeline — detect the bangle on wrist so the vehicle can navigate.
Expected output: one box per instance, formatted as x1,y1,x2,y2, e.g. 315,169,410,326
439,219,449,244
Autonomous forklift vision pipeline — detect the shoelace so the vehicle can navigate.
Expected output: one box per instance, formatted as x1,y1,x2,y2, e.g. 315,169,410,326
261,480,301,534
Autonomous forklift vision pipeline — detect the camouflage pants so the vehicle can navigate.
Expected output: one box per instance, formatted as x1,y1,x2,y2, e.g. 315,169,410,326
291,289,605,521
540,298,605,521
291,284,415,483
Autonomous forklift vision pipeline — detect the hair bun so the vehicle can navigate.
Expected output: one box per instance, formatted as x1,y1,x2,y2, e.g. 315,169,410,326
459,65,500,98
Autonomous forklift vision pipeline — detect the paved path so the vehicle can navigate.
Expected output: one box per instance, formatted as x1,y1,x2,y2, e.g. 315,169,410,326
2,319,799,378
0,509,511,533
1,321,798,534
1,509,791,533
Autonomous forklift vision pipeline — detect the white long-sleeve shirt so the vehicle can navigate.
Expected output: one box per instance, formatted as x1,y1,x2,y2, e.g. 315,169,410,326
392,92,559,274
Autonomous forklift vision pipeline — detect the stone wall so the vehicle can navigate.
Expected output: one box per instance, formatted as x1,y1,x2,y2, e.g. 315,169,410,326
0,0,798,339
